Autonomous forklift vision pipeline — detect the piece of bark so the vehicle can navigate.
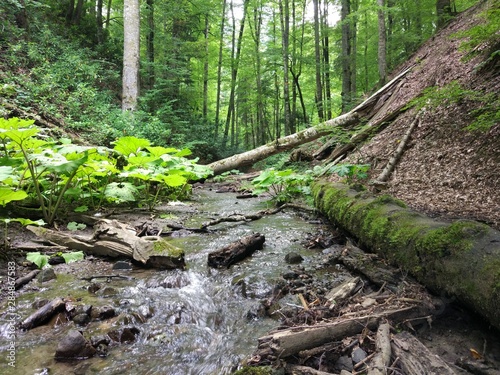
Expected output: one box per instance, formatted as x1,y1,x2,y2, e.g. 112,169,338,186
325,276,361,306
391,331,456,375
15,269,40,290
27,219,185,269
20,297,66,330
367,322,392,375
255,306,426,359
207,233,265,268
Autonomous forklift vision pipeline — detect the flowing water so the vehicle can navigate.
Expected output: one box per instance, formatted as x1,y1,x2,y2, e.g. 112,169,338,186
0,188,338,375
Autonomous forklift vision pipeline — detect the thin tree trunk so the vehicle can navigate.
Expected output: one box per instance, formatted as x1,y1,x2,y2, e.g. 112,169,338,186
341,0,352,112
146,0,155,90
97,0,104,44
313,0,324,122
214,0,227,142
321,1,332,120
279,0,292,135
122,0,140,112
202,14,209,120
378,0,387,85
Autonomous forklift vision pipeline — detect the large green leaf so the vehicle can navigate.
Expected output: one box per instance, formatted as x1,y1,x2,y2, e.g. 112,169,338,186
61,251,85,263
0,187,28,205
113,136,151,156
155,173,187,187
0,166,14,181
1,127,39,145
43,151,89,176
104,182,138,202
26,252,50,269
147,146,179,157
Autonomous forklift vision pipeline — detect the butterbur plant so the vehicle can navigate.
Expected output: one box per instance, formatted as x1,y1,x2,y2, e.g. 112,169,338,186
0,117,213,225
251,168,313,205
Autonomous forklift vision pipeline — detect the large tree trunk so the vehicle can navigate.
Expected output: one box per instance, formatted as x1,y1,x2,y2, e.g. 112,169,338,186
122,0,140,111
312,181,500,331
208,66,413,175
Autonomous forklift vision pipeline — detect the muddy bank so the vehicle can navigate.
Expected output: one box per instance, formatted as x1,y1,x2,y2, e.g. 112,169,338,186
312,181,500,331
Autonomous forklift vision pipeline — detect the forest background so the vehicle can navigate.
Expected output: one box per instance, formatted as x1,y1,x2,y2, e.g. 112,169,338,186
0,0,480,163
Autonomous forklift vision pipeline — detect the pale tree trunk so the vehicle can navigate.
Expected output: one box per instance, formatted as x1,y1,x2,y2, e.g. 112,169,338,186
377,0,387,85
122,0,140,112
321,1,332,120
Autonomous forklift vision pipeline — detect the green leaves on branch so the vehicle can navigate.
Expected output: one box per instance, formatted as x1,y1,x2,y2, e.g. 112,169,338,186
0,117,213,225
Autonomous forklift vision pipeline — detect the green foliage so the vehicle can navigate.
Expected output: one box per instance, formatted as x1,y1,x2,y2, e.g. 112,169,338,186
408,81,499,131
211,169,242,183
67,222,86,231
251,168,313,205
26,250,84,269
454,4,500,63
314,163,371,184
0,117,213,224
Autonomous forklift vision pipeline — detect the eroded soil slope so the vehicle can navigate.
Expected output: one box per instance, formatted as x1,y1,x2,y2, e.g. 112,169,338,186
334,2,499,229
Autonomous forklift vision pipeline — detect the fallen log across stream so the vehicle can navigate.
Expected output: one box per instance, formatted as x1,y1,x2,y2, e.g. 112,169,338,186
208,67,413,175
27,219,185,269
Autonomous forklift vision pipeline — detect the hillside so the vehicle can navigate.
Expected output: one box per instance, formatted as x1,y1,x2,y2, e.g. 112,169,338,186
326,1,499,229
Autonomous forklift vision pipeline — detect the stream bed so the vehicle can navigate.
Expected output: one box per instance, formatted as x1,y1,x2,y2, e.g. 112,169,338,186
0,187,345,375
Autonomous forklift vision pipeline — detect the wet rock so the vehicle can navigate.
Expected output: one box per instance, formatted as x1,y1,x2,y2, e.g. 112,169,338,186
73,313,90,326
90,334,110,348
285,252,304,264
97,286,118,297
335,355,353,372
32,299,49,309
108,327,140,344
137,304,154,319
112,261,132,270
351,347,367,364
48,255,65,265
37,268,56,282
90,305,116,320
88,282,101,293
115,312,147,325
55,330,96,360
282,271,299,280
95,343,108,358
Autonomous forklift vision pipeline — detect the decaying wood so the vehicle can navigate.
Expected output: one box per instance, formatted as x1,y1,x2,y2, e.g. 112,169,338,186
208,67,413,175
15,269,40,290
207,233,265,268
367,322,392,375
373,110,423,184
325,276,361,306
254,306,426,360
20,297,66,330
27,219,185,269
391,331,456,375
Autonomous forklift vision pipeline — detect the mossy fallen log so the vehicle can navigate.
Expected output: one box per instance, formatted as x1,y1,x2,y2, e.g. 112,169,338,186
312,181,500,331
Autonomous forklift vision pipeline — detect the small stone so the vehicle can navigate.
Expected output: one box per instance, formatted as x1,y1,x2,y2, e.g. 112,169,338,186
73,313,90,326
97,286,118,297
88,283,101,293
335,355,354,372
112,261,132,270
108,327,140,343
37,268,56,282
285,252,304,264
351,347,367,364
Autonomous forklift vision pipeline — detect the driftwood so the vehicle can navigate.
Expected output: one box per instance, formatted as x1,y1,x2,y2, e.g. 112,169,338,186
253,305,427,360
207,233,265,268
15,269,40,290
27,219,185,269
367,322,392,375
325,276,361,306
20,297,66,330
391,331,457,375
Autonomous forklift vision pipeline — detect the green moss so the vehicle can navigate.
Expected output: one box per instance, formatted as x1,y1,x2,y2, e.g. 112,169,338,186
373,194,407,208
152,239,184,258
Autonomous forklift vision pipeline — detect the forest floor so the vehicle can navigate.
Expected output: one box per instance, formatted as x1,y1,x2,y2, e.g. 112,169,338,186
320,1,500,230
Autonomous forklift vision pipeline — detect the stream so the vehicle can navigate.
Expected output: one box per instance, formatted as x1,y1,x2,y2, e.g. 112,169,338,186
0,187,345,375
